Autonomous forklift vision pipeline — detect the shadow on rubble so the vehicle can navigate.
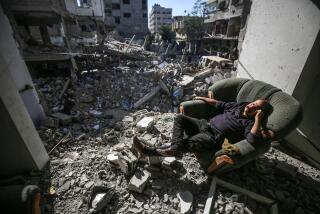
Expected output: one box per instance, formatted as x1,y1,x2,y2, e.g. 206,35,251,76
217,157,320,214
128,160,211,212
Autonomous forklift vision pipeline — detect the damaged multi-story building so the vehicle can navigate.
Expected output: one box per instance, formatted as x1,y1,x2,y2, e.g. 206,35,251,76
103,0,148,38
201,0,251,60
1,0,106,78
149,4,173,35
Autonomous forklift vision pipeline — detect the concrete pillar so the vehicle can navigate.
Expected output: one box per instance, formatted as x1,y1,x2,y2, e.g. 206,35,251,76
0,4,46,126
0,63,49,176
0,4,49,176
61,16,78,72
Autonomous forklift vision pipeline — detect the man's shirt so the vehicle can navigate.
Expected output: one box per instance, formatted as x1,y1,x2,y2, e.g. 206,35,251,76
209,101,264,144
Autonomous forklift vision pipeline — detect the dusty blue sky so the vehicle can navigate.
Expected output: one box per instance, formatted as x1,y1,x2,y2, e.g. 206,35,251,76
148,0,197,16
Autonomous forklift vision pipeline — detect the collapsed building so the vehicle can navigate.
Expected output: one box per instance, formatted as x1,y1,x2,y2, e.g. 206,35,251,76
201,0,251,59
104,0,149,38
0,0,320,214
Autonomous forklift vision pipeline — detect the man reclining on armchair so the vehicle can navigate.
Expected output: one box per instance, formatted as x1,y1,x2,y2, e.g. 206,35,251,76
133,97,275,173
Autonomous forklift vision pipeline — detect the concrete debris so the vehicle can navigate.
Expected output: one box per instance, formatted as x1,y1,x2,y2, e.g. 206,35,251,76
148,156,162,166
107,153,120,165
89,186,115,212
133,85,161,109
30,36,319,214
128,169,151,193
177,191,193,214
179,75,195,86
51,112,72,125
136,116,154,132
163,157,177,166
107,149,138,175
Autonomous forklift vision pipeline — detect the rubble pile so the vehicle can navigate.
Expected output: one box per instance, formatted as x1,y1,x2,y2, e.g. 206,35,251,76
37,108,320,214
32,41,319,214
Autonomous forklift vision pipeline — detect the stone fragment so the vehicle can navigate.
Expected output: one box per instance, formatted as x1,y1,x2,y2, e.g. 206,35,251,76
136,117,154,132
90,187,115,212
44,117,59,128
179,75,194,86
163,157,177,166
128,170,151,193
85,181,94,189
151,180,163,190
117,158,129,174
107,153,120,164
148,156,161,165
89,110,103,117
177,191,193,214
58,180,70,194
51,112,72,125
122,116,134,123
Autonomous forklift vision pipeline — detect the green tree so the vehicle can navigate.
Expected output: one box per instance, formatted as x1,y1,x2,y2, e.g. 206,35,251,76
159,25,175,42
182,0,206,41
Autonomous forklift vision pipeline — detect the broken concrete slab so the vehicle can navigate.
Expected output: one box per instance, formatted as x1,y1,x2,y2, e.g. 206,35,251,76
177,191,193,214
179,75,195,86
128,169,151,193
136,117,154,132
133,85,161,109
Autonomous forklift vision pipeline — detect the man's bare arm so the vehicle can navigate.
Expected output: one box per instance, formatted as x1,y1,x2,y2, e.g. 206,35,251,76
194,96,218,106
251,110,263,136
251,110,275,139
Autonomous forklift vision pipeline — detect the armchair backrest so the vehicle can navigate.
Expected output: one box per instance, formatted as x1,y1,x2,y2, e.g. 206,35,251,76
208,78,303,140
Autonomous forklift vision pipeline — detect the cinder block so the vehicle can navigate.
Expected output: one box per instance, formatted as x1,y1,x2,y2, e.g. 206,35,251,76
128,170,151,193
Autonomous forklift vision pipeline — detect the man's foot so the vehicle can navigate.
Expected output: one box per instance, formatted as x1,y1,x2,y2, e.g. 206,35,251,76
156,148,183,159
207,155,234,174
133,136,157,156
133,136,183,158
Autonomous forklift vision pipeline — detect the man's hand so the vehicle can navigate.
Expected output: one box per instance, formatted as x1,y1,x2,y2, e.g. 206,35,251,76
193,96,206,100
255,110,264,121
193,96,218,106
261,129,275,139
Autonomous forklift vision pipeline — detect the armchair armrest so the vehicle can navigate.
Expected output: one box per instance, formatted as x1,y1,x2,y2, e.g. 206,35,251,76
210,139,271,174
179,100,219,120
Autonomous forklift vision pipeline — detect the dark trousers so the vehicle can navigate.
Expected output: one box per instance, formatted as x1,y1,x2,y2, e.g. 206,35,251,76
170,114,224,153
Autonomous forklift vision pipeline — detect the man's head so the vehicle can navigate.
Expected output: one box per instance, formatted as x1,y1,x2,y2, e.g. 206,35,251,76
243,99,271,118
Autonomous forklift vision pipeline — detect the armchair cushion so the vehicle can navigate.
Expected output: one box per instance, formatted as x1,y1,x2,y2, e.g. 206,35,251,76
179,100,220,120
